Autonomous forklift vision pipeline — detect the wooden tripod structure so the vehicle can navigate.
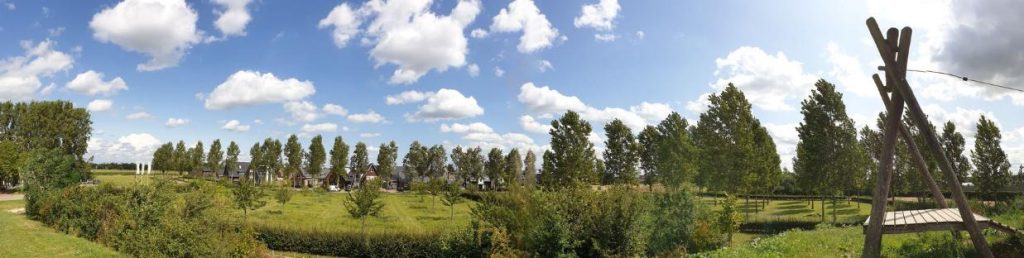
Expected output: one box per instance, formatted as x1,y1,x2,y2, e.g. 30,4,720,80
861,17,994,258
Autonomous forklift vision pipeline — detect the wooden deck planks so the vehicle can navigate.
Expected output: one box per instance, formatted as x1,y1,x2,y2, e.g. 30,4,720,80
863,208,1002,235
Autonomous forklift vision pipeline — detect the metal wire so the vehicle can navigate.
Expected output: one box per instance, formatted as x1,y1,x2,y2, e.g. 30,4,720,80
905,68,1024,93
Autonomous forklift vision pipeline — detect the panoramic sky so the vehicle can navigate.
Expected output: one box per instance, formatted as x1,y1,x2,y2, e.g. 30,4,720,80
1,0,1022,170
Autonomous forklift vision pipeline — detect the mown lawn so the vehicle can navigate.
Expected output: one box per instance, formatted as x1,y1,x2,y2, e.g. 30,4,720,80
704,197,873,224
243,191,476,234
0,200,124,257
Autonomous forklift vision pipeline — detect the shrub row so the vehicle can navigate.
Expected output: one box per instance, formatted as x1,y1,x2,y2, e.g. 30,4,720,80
254,223,489,257
27,179,266,257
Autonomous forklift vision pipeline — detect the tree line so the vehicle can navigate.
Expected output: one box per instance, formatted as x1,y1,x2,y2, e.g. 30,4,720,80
0,101,92,191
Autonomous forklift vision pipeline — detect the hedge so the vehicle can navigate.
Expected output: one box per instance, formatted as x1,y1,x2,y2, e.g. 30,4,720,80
254,224,469,257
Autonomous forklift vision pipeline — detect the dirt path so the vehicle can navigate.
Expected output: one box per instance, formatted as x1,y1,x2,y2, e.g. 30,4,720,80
0,193,24,201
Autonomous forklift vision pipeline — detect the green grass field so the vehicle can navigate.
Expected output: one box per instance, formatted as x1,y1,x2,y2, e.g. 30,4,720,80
244,191,476,233
705,197,873,224
0,200,123,257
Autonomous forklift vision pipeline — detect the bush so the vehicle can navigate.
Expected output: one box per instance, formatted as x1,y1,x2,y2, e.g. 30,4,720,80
27,179,266,257
254,224,447,257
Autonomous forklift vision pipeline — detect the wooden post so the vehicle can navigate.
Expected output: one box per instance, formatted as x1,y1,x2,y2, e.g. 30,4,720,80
864,17,993,258
863,25,904,258
872,75,948,208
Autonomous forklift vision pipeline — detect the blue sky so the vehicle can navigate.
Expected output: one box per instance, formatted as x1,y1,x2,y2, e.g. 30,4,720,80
1,0,1022,170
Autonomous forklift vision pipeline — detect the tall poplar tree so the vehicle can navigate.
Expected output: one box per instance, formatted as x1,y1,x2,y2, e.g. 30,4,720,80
504,148,523,186
351,142,370,185
485,148,504,190
262,138,283,180
655,112,698,189
174,140,187,173
541,111,597,189
603,119,639,185
189,141,205,174
225,141,240,177
939,121,971,183
793,79,866,222
377,141,398,188
249,142,263,182
207,140,223,174
285,134,303,185
329,136,350,186
403,141,428,179
971,115,1011,200
306,135,326,186
524,150,537,187
427,145,447,178
637,125,660,189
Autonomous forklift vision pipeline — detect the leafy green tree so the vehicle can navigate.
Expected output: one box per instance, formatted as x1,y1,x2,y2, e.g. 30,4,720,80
262,138,283,180
940,121,972,183
1,101,92,178
275,186,293,206
637,125,660,190
486,148,505,190
285,134,303,186
306,135,326,187
174,140,188,173
152,142,174,173
427,145,447,178
716,194,742,243
793,80,866,222
345,178,385,235
541,111,597,189
504,148,523,186
329,136,350,187
0,140,19,190
189,141,204,175
22,148,84,216
603,119,639,185
523,150,537,188
225,141,240,177
351,142,370,182
232,177,266,219
403,141,428,179
450,146,466,184
441,183,462,221
249,142,263,182
656,112,698,189
971,115,1011,200
376,141,398,189
207,140,223,175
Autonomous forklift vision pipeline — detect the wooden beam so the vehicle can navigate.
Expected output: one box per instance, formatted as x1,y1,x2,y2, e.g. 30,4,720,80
867,18,994,258
872,74,948,208
862,20,904,258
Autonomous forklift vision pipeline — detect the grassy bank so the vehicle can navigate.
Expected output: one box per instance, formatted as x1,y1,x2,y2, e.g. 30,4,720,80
0,200,123,257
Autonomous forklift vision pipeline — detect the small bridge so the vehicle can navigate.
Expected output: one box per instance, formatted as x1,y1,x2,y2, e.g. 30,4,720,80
863,208,1023,237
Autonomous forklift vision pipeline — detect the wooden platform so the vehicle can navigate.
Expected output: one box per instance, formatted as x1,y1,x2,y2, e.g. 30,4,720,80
862,208,1020,235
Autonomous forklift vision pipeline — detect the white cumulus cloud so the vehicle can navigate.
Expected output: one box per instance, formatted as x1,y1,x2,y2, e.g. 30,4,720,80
519,115,551,134
708,46,817,112
397,88,484,122
300,123,337,134
0,40,74,100
348,110,386,123
125,111,152,120
318,3,361,48
66,70,128,96
283,100,320,122
86,99,113,112
322,103,348,116
386,90,433,105
222,119,250,132
204,70,316,110
89,0,202,71
165,117,189,127
490,0,560,53
211,0,253,37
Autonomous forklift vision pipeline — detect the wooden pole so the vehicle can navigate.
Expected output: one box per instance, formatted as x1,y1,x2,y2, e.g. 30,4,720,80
862,25,904,258
865,18,993,258
872,75,948,208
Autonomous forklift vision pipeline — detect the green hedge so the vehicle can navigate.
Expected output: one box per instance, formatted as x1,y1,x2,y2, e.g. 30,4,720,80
254,224,468,257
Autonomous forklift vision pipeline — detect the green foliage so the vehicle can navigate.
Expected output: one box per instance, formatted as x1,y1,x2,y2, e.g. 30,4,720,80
351,142,370,176
485,148,504,190
285,134,303,181
173,140,187,173
504,148,523,186
27,181,266,257
345,179,385,234
716,194,743,243
638,125,660,188
523,150,537,187
225,141,240,176
441,183,463,221
647,188,720,255
206,139,223,174
472,187,668,257
541,111,598,189
403,141,429,179
261,138,283,179
232,178,267,217
306,135,326,180
451,146,484,187
0,140,20,190
793,80,867,199
22,148,84,215
939,121,971,184
329,136,350,186
275,186,293,205
255,224,448,258
152,142,174,173
376,141,398,187
971,115,1011,200
603,119,639,185
188,141,204,174
0,101,92,168
656,112,698,189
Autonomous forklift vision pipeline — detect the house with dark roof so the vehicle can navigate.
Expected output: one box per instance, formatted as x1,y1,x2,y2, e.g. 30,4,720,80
295,167,330,188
